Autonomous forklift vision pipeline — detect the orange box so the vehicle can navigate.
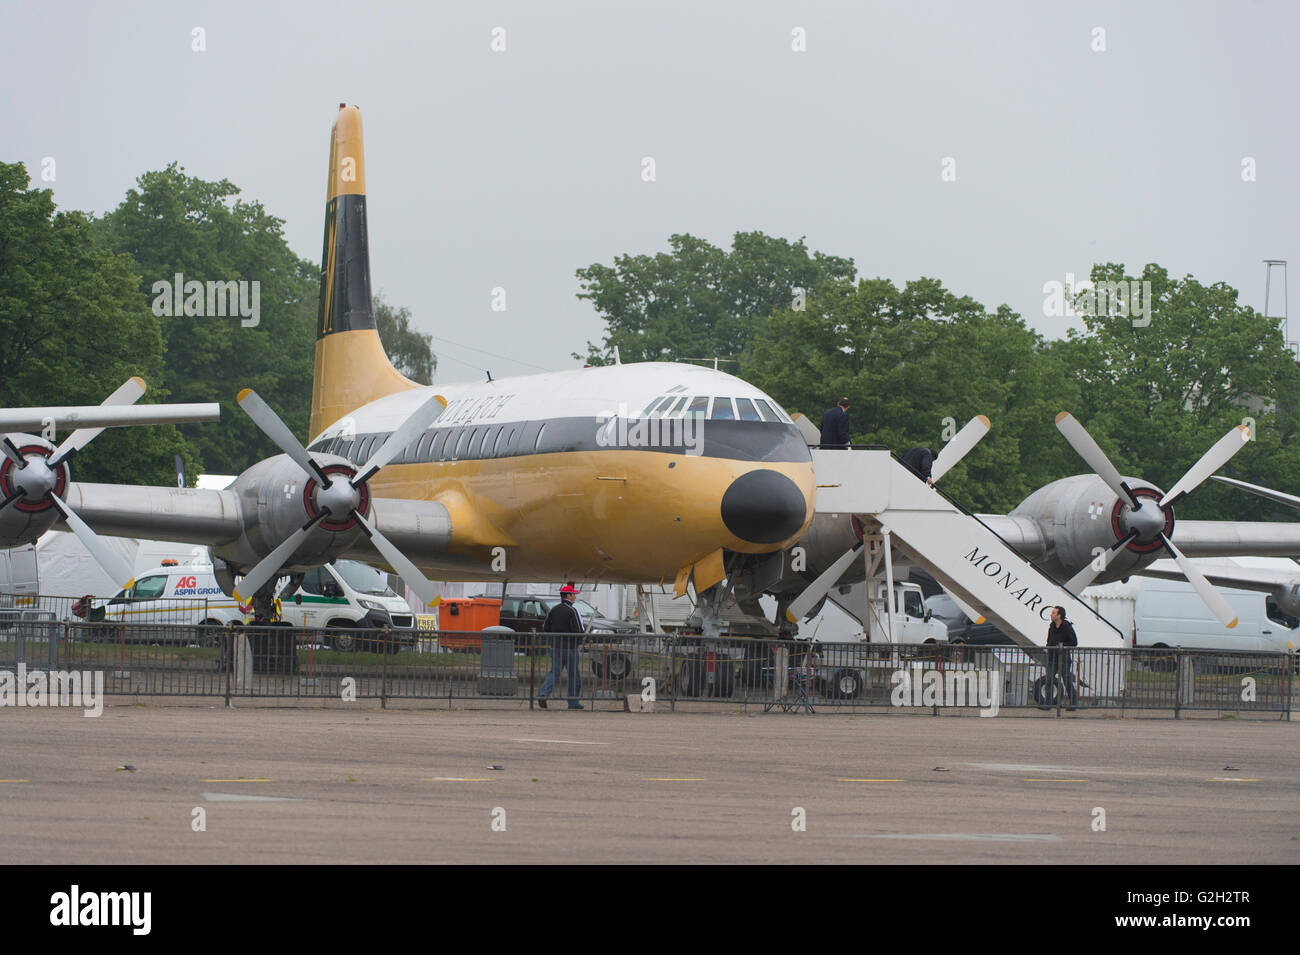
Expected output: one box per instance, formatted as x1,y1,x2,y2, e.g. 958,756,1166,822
438,598,502,650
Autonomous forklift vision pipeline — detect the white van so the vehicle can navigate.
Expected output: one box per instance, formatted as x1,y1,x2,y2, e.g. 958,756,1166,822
277,560,416,649
87,560,245,634
1135,577,1299,655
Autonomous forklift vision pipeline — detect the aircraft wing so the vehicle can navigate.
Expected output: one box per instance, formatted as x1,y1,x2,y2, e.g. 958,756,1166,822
1134,558,1298,595
65,483,243,547
61,482,454,572
1162,521,1300,558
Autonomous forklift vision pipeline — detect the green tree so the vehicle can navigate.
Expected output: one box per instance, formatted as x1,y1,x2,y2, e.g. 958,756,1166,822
575,232,856,365
745,276,1072,511
374,291,436,385
1050,263,1300,521
0,162,198,486
93,163,318,475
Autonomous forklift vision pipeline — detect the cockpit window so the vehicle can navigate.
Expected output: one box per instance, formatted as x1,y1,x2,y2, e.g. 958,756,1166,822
1266,596,1299,630
753,399,778,422
735,398,761,422
664,396,690,418
710,398,736,420
687,396,709,417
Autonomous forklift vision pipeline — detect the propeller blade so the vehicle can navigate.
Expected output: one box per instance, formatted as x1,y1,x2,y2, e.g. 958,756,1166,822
1055,412,1139,508
1161,534,1238,629
784,542,864,623
1,437,27,468
48,495,135,590
351,509,443,609
50,376,145,466
1211,474,1300,510
232,512,327,603
351,392,447,488
931,415,990,483
237,389,331,486
1159,425,1252,507
1064,530,1139,593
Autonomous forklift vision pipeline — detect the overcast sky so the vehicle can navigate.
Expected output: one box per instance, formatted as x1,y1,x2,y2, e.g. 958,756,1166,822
6,0,1298,383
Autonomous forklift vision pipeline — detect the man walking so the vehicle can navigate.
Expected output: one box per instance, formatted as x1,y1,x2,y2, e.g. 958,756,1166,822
819,398,851,447
538,583,586,709
1044,605,1078,709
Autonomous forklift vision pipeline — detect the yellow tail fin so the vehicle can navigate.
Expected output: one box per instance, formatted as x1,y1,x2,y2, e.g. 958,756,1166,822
309,104,420,441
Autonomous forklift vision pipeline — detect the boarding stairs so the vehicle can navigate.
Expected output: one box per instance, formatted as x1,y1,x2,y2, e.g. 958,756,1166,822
812,449,1124,648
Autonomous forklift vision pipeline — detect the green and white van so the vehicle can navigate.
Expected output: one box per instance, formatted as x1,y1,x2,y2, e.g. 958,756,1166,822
277,559,417,650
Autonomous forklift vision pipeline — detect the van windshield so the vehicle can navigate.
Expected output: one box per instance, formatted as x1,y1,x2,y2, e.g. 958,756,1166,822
332,560,396,597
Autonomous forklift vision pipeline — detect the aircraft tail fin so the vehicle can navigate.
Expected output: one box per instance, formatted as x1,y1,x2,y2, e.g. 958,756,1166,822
309,104,420,442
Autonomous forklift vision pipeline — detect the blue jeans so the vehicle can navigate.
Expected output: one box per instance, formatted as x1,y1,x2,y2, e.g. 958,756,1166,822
539,635,582,706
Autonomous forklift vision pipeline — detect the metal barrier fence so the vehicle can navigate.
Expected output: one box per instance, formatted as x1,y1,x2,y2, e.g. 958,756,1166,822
0,625,1293,717
0,592,227,625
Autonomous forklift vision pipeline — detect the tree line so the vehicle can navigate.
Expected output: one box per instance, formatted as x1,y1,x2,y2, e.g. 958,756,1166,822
0,161,434,485
577,233,1300,520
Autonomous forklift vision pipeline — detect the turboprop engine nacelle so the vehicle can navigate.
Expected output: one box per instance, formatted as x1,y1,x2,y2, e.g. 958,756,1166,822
0,434,66,547
1010,474,1172,583
215,452,368,574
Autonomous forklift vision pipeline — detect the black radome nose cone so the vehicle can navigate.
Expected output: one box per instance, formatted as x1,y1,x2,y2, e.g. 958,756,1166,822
720,470,807,544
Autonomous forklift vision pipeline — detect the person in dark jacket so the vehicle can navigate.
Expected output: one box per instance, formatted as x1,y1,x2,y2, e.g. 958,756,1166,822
538,583,586,709
819,398,851,447
901,446,939,486
1044,605,1079,708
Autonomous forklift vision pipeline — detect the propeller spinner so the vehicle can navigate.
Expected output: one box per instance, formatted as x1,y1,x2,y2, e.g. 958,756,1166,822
232,389,448,609
1055,413,1250,627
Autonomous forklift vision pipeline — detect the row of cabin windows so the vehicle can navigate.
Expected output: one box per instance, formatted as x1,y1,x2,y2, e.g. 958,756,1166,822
639,394,789,423
314,423,548,464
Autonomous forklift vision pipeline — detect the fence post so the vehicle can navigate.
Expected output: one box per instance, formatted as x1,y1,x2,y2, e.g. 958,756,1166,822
1173,651,1183,719
224,629,231,707
669,634,677,713
380,629,388,709
527,632,536,709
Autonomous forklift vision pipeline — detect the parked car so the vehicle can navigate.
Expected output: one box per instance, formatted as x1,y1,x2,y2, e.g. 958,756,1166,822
475,593,636,636
477,593,639,679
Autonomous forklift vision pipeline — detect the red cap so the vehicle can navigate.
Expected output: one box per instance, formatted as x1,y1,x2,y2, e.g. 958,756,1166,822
560,584,578,594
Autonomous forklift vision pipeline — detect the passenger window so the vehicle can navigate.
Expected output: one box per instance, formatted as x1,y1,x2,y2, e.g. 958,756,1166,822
492,427,506,456
735,398,762,421
467,428,483,458
454,429,470,459
710,398,736,420
534,423,547,452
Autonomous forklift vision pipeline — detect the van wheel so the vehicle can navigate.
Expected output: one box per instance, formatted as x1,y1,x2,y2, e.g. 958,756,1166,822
1146,644,1177,673
328,622,357,652
830,669,863,700
676,661,700,697
198,619,226,648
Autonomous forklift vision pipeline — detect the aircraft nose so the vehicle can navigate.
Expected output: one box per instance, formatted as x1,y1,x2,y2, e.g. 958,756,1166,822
720,470,807,544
